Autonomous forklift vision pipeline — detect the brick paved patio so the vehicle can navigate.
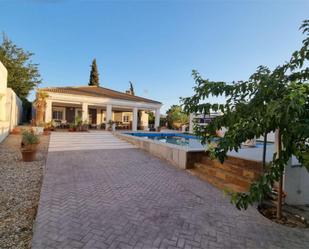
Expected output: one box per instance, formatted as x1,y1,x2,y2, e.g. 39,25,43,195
32,139,309,248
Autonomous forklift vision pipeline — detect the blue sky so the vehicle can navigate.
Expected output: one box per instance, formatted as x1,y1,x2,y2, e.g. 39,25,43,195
0,0,308,112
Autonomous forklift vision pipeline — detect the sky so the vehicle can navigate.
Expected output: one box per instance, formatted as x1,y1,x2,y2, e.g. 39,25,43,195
0,0,308,113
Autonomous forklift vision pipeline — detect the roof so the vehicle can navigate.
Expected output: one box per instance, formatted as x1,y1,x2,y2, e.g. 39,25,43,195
41,86,161,105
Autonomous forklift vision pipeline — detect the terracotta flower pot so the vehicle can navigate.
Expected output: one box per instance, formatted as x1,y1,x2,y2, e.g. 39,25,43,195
22,143,39,151
43,130,50,135
21,150,37,162
11,127,21,135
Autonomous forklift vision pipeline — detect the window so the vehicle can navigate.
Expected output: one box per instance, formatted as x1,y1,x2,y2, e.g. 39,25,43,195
123,115,130,123
52,110,63,120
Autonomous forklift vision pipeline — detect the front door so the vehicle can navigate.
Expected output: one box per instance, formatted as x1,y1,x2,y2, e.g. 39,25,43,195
89,109,97,125
66,107,75,123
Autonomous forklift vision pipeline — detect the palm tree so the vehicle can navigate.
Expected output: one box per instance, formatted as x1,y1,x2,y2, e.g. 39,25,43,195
34,90,49,125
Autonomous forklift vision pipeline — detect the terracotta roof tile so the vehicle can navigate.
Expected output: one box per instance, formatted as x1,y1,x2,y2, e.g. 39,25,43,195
41,86,161,104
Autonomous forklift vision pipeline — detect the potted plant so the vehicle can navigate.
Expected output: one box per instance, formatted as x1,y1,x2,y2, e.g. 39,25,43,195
43,121,54,135
11,127,21,135
81,120,89,132
69,123,77,132
74,116,83,131
107,120,114,131
21,130,40,162
32,122,45,135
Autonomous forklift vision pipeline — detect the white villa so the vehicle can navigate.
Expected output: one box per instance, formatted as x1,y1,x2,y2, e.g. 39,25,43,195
39,85,162,131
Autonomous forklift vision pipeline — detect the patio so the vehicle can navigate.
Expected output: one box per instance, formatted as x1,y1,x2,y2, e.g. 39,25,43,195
32,132,309,249
41,86,162,131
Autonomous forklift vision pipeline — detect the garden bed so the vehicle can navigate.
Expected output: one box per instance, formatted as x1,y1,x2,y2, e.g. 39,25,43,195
258,202,309,228
0,133,49,249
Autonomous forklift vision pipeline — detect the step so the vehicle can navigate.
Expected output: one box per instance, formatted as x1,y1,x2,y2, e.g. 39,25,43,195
194,162,253,189
201,157,262,181
222,156,263,172
188,167,248,193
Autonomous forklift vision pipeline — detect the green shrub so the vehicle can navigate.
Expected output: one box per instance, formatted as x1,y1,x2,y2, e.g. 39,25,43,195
22,129,39,146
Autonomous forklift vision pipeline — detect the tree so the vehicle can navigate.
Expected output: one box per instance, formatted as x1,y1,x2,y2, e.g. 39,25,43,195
182,20,309,219
0,34,42,101
33,90,49,125
147,111,155,124
166,105,189,129
89,59,99,86
129,81,135,95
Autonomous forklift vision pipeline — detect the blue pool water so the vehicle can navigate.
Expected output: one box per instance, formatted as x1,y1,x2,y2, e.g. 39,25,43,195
126,133,205,149
126,132,274,150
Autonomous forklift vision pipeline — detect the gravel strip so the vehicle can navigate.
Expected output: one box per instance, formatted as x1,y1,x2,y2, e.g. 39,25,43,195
0,133,49,249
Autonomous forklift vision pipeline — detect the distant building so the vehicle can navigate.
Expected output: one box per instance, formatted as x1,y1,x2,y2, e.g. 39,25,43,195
189,112,222,134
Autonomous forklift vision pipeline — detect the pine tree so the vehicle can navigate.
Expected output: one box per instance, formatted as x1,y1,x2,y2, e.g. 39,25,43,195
89,59,99,86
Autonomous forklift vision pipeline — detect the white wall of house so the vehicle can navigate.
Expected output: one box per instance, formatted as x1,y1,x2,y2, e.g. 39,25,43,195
0,61,23,143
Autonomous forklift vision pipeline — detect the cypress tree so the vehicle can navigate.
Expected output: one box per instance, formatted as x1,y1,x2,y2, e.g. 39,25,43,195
89,59,99,86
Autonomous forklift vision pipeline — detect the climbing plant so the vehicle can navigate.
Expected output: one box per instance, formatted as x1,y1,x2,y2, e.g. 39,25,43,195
181,20,309,218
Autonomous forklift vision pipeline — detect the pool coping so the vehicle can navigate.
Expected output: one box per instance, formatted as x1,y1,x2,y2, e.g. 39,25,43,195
115,132,206,169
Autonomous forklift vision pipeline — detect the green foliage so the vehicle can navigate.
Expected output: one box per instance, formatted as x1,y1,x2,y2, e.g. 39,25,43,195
75,116,82,126
166,105,189,129
21,129,39,145
108,120,114,128
89,58,100,86
147,111,155,124
160,116,167,127
181,20,309,210
0,34,42,101
33,90,49,108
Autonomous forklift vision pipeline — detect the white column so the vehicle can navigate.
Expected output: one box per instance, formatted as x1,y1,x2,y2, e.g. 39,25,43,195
96,108,101,126
132,107,138,131
105,104,112,130
45,100,52,122
155,108,160,129
82,103,88,122
140,110,149,130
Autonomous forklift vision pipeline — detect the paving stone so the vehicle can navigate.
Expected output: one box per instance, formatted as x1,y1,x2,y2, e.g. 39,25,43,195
32,134,309,249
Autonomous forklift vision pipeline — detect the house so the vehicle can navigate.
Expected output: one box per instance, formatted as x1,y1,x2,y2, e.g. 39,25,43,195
0,61,23,142
38,85,162,131
188,112,222,134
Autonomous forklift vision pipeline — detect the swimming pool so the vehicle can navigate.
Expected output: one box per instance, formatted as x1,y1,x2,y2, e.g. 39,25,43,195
126,132,273,150
126,133,205,149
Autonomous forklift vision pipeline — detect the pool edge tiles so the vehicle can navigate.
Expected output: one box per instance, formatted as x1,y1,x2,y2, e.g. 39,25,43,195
115,132,206,170
125,132,204,150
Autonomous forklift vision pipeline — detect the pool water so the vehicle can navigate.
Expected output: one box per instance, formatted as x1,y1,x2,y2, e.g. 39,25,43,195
126,133,205,149
126,132,274,150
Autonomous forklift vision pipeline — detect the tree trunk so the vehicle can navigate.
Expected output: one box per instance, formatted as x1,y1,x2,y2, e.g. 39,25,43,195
36,108,44,125
262,131,267,170
276,129,283,219
277,174,283,219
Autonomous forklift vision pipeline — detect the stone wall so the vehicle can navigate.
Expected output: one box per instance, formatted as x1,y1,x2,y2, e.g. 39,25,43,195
115,133,201,169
